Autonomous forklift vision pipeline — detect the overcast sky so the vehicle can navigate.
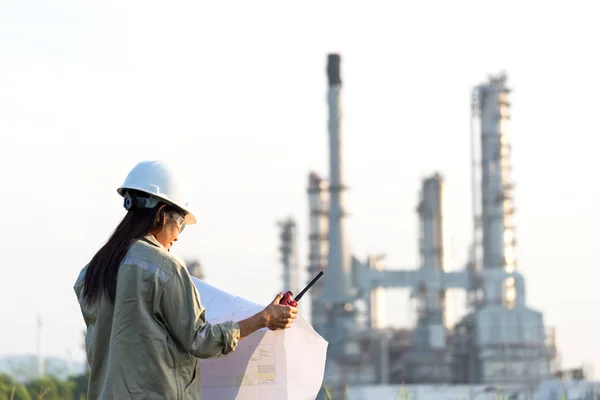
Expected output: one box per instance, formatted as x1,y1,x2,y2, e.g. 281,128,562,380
1,0,598,377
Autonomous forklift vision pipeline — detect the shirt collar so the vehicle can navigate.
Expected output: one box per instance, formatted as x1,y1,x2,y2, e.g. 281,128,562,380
141,234,167,251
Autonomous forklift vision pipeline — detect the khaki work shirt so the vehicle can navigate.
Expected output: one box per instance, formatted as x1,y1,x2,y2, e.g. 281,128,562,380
73,235,240,399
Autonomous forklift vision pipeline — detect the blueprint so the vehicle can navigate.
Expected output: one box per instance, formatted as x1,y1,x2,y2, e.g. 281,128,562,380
191,277,328,400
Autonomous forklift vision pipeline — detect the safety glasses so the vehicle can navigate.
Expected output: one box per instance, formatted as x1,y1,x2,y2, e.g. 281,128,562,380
170,212,186,233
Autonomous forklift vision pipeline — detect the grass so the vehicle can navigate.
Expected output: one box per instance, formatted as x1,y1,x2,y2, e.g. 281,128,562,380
322,381,412,400
13,375,581,400
320,381,527,400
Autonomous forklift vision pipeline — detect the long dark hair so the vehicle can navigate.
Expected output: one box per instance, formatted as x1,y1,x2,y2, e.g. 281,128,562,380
82,191,181,305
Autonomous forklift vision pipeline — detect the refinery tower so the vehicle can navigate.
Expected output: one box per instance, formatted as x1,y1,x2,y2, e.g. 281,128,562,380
278,55,556,395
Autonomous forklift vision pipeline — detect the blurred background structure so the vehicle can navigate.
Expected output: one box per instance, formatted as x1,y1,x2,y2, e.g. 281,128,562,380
185,258,206,280
278,54,562,399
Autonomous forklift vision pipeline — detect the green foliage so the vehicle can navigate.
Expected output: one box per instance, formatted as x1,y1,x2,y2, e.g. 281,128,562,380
26,376,77,399
0,373,87,400
0,374,31,400
394,383,409,400
323,381,332,399
321,381,350,400
69,374,88,400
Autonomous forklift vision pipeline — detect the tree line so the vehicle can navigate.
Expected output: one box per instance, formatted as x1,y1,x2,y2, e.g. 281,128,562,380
0,373,88,400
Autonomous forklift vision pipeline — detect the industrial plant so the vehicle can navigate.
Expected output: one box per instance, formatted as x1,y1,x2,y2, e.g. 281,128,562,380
277,54,559,397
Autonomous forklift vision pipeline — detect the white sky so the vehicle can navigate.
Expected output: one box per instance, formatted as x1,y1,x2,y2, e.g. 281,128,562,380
1,0,598,377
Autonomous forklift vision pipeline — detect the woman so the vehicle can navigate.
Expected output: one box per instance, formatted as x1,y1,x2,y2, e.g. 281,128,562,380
73,160,298,399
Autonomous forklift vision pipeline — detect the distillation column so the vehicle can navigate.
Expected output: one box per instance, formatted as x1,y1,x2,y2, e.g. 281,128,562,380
404,173,452,383
416,173,447,331
323,53,357,391
452,73,553,385
324,53,353,304
472,73,517,308
278,217,299,296
307,172,329,336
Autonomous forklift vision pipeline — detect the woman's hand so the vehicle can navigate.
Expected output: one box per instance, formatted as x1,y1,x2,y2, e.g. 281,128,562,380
238,293,299,339
262,293,298,330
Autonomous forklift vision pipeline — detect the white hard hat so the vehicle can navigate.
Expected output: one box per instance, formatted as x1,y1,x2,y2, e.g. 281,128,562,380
117,160,197,225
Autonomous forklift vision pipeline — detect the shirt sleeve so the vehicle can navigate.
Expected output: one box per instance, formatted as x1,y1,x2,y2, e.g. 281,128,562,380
158,266,241,359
